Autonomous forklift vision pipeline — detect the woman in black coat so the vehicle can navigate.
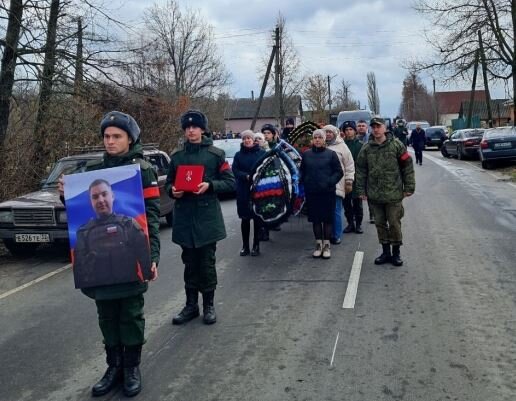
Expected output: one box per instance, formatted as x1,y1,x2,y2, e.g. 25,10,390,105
300,129,343,259
232,130,266,256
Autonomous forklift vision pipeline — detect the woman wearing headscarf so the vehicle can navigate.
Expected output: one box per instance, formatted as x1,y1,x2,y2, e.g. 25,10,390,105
300,129,343,259
232,130,266,256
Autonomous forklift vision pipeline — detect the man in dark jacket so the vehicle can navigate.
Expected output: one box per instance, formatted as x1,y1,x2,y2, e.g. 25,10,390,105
281,117,295,142
59,111,160,397
166,110,235,326
410,123,426,165
341,121,364,234
355,117,415,266
393,119,409,146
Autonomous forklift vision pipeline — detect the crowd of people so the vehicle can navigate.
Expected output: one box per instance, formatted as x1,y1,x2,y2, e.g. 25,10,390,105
58,109,415,398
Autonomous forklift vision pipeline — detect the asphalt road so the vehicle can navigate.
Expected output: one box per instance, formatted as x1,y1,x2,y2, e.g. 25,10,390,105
1,149,516,401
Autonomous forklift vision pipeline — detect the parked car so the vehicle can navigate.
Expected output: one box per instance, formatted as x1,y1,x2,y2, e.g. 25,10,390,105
213,138,242,167
0,145,174,256
424,126,448,149
440,129,484,160
479,127,516,169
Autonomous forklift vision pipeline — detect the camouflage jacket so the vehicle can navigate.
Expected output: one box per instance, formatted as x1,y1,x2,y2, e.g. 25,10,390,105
355,134,415,203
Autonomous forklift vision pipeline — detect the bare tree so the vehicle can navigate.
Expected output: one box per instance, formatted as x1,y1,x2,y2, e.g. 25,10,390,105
367,72,380,114
144,0,231,99
304,74,329,122
334,79,359,111
0,0,25,149
413,0,516,104
399,70,434,122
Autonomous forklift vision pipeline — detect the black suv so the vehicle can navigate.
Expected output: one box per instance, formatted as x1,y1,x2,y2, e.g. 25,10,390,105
425,126,448,149
0,145,173,256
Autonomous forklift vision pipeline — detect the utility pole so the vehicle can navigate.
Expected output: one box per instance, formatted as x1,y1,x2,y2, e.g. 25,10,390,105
251,44,276,130
327,75,332,119
433,79,438,125
274,26,281,127
74,17,83,96
478,30,493,128
467,50,479,129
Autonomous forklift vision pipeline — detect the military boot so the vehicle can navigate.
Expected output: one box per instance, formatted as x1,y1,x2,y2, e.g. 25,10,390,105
374,244,392,265
172,288,200,325
123,345,142,397
91,345,122,397
202,291,217,325
391,245,403,266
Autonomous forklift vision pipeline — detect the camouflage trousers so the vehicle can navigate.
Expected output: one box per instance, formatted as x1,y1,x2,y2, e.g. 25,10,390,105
181,243,218,292
369,202,405,246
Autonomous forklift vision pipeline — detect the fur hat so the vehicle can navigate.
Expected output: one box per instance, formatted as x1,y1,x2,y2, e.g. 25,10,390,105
254,132,265,141
240,129,254,139
312,128,326,141
100,111,140,142
181,109,208,131
340,120,357,132
261,123,276,134
322,124,339,135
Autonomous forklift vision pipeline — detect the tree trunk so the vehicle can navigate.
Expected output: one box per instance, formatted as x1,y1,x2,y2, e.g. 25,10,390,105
0,0,24,150
512,0,516,126
33,0,60,182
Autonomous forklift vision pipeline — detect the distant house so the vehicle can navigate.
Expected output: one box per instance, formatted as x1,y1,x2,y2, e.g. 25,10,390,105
435,90,487,126
459,99,513,127
224,96,302,134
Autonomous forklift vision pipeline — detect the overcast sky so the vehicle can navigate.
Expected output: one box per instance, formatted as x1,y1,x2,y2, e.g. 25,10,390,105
113,0,508,119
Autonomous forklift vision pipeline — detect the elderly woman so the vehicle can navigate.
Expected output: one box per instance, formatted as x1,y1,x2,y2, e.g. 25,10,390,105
300,129,344,259
254,132,268,150
232,130,266,256
323,124,355,244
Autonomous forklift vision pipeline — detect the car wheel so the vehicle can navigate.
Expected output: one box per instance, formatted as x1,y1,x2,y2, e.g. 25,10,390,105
3,239,40,256
165,210,174,227
457,146,463,160
481,160,490,169
441,146,449,158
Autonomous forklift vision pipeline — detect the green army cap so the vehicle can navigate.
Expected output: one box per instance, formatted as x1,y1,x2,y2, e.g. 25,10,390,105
369,117,385,126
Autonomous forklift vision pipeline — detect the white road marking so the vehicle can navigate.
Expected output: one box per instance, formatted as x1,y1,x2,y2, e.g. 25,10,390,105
0,264,71,300
330,331,340,367
342,251,364,309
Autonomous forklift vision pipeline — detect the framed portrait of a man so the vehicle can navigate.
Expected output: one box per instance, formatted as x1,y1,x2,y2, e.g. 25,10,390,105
64,164,152,288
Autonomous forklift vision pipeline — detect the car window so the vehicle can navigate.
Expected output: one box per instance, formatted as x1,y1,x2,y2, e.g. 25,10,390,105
213,140,241,158
146,154,169,176
464,131,484,138
43,158,95,187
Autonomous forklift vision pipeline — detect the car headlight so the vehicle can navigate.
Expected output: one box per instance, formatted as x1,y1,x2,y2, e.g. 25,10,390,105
0,210,13,223
57,210,67,223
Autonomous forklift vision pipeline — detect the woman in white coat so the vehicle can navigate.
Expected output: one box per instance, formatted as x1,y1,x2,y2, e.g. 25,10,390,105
323,125,355,244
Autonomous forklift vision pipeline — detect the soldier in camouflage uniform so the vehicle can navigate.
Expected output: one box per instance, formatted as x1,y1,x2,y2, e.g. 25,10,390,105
59,111,160,397
166,110,235,326
355,117,415,266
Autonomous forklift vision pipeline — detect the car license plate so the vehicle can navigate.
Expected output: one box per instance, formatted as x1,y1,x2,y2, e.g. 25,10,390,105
494,142,512,149
15,233,50,243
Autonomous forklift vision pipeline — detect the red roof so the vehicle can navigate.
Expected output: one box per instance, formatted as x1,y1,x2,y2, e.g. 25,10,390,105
435,90,486,114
